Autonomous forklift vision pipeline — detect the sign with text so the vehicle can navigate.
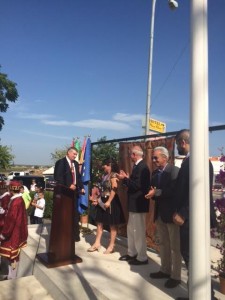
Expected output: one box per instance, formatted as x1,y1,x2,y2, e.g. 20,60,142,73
149,118,166,133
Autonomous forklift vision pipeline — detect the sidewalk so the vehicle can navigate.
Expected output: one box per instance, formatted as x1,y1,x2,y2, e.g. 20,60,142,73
0,222,224,300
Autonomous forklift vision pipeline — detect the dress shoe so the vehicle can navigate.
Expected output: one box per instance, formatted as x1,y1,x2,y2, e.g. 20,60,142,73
150,271,170,279
0,276,7,281
87,245,101,252
128,258,148,265
119,254,137,261
165,278,181,288
175,298,189,300
103,246,115,254
74,256,82,264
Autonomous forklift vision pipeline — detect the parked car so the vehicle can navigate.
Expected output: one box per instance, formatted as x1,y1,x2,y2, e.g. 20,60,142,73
7,171,30,180
44,176,56,191
0,174,7,181
12,175,45,190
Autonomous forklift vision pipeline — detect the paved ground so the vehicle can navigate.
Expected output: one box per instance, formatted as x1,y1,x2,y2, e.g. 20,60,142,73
0,222,224,300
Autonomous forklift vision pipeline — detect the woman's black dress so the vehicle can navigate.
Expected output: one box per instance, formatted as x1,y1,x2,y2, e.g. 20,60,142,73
95,173,125,226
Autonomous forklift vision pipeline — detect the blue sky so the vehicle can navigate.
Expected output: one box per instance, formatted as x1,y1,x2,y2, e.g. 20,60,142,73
0,0,224,165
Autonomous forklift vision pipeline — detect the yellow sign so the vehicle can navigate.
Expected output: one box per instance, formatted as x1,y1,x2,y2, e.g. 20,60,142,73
149,118,166,133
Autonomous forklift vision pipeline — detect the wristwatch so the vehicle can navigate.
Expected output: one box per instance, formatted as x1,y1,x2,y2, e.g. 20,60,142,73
154,189,162,197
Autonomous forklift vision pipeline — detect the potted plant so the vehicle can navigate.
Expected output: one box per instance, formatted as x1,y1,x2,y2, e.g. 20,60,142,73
213,155,225,294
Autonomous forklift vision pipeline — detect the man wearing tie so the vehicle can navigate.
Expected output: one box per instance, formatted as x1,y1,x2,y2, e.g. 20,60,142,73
54,147,84,241
117,145,150,265
145,146,181,288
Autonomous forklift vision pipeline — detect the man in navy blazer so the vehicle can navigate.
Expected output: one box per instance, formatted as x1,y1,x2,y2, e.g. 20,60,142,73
145,146,181,288
117,145,150,265
54,147,84,241
173,129,217,300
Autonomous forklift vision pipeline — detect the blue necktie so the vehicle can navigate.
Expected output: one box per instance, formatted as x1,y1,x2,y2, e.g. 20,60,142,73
157,170,162,187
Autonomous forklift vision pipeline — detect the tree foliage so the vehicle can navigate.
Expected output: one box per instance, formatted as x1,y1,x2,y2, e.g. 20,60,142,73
50,146,68,163
91,136,119,184
0,66,19,130
0,144,14,169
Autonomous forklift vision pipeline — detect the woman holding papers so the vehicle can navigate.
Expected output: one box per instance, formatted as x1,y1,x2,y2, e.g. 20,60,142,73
88,158,125,254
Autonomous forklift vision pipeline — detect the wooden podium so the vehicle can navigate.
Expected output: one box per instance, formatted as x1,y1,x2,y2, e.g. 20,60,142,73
37,184,82,268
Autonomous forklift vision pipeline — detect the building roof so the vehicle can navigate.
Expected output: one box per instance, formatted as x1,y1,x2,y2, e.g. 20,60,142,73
42,166,54,175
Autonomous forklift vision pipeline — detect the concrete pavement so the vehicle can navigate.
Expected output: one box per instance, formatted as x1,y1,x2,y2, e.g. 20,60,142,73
0,222,224,300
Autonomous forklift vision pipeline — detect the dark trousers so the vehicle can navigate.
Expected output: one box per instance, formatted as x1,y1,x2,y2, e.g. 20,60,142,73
34,216,43,224
180,221,189,269
180,221,215,299
29,206,36,224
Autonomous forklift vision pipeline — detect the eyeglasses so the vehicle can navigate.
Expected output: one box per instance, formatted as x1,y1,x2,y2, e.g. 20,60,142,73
152,156,159,161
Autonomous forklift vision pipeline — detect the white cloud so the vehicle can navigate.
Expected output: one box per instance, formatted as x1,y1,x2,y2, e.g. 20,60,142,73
33,99,44,103
18,113,55,120
209,121,224,126
22,130,71,140
43,119,131,131
113,113,143,122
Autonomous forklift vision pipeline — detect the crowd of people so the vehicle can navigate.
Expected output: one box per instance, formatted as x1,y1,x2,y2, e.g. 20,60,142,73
0,129,218,300
87,129,217,300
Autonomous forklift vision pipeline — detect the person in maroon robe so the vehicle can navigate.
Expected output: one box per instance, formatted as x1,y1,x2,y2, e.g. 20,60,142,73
0,181,11,234
0,181,28,280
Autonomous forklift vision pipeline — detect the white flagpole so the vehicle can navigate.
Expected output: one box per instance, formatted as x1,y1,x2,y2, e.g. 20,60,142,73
190,0,211,299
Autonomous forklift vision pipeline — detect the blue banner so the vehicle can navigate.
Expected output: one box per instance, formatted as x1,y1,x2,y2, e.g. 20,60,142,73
78,137,91,214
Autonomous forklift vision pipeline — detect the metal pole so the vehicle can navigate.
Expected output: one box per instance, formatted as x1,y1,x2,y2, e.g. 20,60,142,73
145,0,156,135
190,0,211,299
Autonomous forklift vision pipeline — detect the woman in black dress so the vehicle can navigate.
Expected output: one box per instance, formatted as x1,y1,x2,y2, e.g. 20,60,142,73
88,158,125,254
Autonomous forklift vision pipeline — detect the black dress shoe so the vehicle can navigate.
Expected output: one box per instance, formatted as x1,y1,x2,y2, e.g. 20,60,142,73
74,256,82,264
150,271,170,279
0,276,7,281
165,278,181,288
119,254,137,261
128,258,148,265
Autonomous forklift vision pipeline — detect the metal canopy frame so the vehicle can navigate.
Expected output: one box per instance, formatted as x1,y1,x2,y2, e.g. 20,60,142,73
91,124,225,146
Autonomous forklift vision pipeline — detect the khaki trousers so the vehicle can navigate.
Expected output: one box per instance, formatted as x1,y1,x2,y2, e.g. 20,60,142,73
127,212,148,262
156,217,182,280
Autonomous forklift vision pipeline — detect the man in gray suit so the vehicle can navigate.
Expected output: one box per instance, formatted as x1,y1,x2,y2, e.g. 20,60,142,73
145,146,181,288
117,145,150,265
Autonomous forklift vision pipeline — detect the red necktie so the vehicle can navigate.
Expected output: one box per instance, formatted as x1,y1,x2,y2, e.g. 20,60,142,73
71,162,75,184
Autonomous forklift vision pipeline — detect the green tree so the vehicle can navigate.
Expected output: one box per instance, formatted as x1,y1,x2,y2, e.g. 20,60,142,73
0,144,14,169
92,136,119,184
50,146,68,163
51,142,82,163
0,66,19,130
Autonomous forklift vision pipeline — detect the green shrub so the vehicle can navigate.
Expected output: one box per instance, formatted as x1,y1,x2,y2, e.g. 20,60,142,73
27,190,53,219
44,191,53,219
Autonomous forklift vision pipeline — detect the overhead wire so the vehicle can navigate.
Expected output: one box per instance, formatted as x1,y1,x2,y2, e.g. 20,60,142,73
150,41,189,108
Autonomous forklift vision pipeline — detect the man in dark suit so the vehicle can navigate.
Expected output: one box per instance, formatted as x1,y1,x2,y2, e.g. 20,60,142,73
117,145,150,265
173,129,217,300
54,147,84,242
145,146,181,288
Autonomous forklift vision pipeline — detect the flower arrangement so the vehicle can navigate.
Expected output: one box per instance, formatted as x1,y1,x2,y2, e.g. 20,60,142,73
213,154,225,278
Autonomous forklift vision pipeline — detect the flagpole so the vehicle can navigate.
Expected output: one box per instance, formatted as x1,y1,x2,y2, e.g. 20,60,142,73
190,0,210,299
